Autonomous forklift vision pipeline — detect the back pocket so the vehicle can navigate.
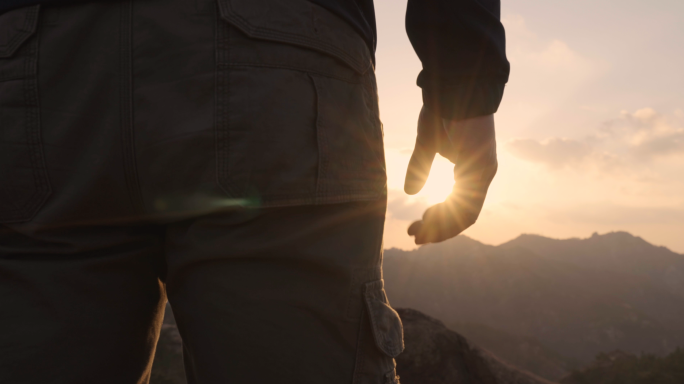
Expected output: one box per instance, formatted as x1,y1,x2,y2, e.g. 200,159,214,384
0,6,51,223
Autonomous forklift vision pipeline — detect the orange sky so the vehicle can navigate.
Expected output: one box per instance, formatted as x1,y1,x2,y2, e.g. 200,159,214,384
375,0,684,252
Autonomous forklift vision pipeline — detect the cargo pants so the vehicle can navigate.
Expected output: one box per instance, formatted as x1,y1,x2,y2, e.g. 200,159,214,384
0,0,404,383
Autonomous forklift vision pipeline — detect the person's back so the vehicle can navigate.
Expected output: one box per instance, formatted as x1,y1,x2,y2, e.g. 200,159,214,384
0,0,508,383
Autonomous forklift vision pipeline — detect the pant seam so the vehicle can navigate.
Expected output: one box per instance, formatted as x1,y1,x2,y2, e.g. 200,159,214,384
215,10,239,197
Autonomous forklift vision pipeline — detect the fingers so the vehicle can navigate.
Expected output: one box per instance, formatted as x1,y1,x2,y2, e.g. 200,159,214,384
407,201,477,245
404,142,436,195
407,220,423,237
408,162,498,245
404,106,441,195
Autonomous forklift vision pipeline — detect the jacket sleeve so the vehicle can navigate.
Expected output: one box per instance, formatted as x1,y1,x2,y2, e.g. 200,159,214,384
406,0,510,120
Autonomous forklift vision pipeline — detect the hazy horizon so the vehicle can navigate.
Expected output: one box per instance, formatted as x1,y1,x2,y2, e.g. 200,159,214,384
374,0,684,253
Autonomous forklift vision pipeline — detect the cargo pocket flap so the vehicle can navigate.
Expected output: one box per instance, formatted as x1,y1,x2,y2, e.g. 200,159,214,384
0,6,40,58
217,0,372,74
364,280,405,358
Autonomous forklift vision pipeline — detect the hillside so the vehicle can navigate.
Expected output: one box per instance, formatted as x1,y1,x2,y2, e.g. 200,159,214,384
383,232,684,380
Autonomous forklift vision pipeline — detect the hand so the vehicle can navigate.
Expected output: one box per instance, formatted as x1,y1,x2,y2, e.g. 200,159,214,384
404,106,498,245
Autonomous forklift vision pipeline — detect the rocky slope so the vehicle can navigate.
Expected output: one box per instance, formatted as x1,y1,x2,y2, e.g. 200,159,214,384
395,308,558,384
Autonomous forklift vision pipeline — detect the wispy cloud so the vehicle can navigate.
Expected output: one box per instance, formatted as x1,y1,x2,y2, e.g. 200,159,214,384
506,108,684,173
600,108,684,160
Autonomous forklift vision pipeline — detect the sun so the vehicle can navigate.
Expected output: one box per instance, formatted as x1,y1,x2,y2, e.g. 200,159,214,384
385,149,455,205
415,154,455,204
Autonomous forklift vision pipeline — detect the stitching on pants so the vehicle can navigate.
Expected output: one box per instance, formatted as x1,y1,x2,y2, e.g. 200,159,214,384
352,309,367,384
308,73,322,199
23,33,46,215
119,1,145,213
0,9,51,222
221,62,359,84
0,6,39,56
218,2,369,74
215,6,239,197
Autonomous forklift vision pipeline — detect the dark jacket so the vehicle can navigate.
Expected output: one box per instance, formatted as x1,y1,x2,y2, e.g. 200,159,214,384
1,0,509,120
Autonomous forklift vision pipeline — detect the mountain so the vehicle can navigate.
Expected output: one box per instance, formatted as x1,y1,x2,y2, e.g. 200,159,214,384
383,232,684,380
501,232,684,300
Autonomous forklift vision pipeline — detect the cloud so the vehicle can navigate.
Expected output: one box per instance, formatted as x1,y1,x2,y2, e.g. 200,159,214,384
506,108,684,172
600,108,684,160
386,189,430,221
502,15,607,88
633,134,684,159
497,14,611,137
546,203,684,226
507,138,591,169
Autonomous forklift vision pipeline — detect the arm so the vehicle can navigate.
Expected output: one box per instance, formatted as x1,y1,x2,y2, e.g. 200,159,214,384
404,0,508,244
406,0,509,120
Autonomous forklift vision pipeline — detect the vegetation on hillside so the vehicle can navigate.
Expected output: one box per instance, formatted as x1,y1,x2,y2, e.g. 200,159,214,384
561,349,684,384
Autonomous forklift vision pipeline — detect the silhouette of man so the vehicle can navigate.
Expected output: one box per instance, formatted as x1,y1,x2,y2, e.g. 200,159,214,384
0,0,508,382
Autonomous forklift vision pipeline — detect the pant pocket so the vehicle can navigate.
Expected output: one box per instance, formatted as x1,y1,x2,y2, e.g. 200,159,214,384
0,6,51,223
219,66,321,204
214,0,386,207
354,279,404,384
310,73,386,203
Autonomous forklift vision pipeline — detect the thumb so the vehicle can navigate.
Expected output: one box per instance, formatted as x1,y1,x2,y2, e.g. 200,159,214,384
404,139,437,195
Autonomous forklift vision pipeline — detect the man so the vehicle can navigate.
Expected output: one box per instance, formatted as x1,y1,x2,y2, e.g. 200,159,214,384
0,0,508,383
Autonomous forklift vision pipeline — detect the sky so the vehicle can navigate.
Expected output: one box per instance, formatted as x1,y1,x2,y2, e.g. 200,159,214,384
374,0,684,252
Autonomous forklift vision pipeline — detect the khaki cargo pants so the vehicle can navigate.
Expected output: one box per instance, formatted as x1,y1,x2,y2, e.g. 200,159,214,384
0,0,403,383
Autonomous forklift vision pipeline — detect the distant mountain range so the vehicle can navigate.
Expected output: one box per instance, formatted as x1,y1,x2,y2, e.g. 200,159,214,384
383,232,684,381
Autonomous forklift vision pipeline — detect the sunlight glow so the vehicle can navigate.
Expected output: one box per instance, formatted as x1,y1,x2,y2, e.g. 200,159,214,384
385,149,455,205
415,155,455,204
